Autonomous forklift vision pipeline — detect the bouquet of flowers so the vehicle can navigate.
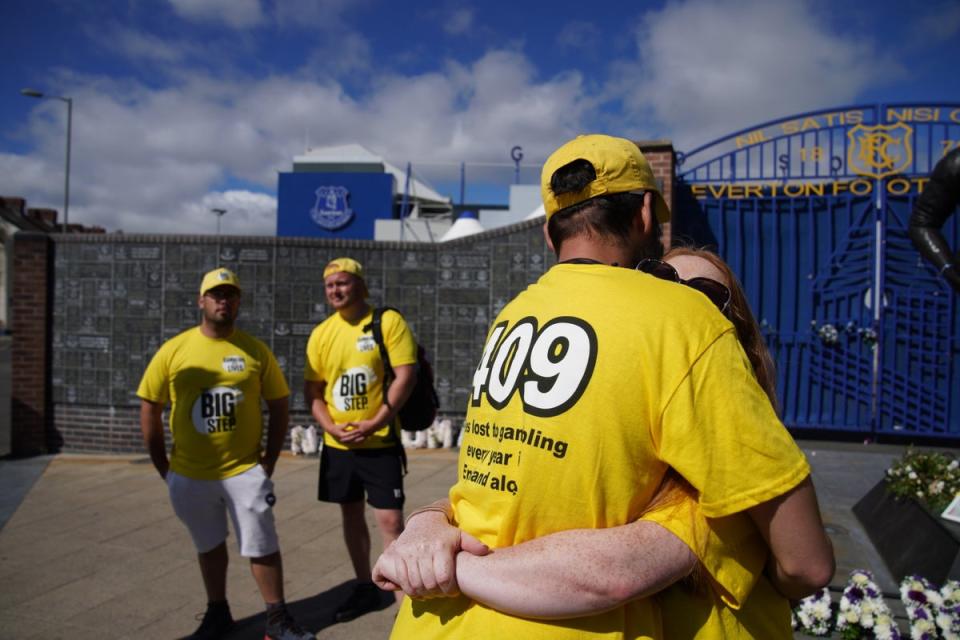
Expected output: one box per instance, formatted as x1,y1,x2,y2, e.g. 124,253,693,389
885,448,960,513
900,575,960,639
793,587,835,636
835,569,900,639
933,579,960,639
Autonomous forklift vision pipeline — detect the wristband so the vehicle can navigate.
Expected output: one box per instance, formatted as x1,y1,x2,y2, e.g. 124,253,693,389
405,504,453,526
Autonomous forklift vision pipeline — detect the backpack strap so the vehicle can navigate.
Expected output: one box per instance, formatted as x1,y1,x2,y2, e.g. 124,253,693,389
362,307,406,472
363,306,395,384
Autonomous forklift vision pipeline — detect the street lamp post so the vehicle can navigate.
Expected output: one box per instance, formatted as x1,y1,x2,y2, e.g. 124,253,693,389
211,208,227,236
21,88,73,232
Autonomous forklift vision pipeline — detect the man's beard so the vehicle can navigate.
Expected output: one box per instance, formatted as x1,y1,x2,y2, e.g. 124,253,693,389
205,309,236,327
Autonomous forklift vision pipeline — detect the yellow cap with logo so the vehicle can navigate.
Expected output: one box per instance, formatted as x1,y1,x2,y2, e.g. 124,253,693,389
540,134,670,223
323,257,365,281
199,267,241,296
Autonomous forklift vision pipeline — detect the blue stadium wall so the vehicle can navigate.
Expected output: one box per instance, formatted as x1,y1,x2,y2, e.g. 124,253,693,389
276,172,394,239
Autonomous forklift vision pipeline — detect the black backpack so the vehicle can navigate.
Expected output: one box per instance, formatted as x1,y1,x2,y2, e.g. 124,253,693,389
365,307,440,432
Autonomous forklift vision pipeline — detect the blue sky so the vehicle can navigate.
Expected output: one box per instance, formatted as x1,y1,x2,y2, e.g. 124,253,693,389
2,0,959,235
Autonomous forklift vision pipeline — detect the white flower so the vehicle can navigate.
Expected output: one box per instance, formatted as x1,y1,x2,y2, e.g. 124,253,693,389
875,613,897,640
793,587,834,636
908,471,918,480
811,599,831,619
942,580,960,602
948,460,958,471
937,611,954,631
853,571,871,585
912,618,936,639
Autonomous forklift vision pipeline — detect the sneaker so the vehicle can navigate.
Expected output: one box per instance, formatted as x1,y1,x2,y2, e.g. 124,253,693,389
188,603,234,640
264,610,314,640
334,582,382,623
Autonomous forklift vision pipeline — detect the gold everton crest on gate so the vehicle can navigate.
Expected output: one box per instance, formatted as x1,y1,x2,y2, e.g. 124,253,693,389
847,123,913,179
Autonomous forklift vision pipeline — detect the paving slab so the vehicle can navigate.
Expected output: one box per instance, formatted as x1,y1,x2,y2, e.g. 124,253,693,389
0,442,956,639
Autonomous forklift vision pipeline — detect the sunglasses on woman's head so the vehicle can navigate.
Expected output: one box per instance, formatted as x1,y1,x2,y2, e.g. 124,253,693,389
636,258,732,315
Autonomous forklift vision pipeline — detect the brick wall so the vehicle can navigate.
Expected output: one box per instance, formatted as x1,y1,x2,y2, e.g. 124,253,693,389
55,404,314,455
636,141,676,249
11,231,52,455
54,405,144,453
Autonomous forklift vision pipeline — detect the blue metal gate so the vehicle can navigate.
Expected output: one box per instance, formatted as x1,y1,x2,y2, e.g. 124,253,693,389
674,104,960,439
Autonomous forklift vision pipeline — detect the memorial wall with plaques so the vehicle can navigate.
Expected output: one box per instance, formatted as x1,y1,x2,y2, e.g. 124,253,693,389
51,219,553,432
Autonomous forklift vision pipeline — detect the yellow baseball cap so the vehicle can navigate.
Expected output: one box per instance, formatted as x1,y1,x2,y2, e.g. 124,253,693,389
323,257,365,281
199,267,241,296
541,134,670,223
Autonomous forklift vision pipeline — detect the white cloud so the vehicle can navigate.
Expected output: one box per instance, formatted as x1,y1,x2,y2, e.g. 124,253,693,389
168,0,264,29
7,49,590,234
184,190,278,236
443,8,475,35
612,0,898,147
0,153,60,211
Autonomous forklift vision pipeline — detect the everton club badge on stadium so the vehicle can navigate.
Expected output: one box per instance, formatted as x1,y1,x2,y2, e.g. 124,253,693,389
310,186,354,230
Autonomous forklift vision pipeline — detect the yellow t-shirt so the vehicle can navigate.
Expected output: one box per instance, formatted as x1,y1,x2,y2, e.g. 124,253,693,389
656,574,791,639
136,327,290,481
304,308,417,450
391,264,808,639
642,494,792,638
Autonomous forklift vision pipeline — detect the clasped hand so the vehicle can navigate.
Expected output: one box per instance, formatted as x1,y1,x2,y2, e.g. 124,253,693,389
372,511,489,598
326,418,380,444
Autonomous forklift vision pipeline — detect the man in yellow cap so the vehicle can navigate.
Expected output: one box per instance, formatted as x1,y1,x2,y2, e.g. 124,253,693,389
374,135,833,639
138,267,314,640
304,257,418,621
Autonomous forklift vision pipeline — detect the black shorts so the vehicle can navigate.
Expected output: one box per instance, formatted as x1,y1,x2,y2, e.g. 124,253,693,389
318,446,405,510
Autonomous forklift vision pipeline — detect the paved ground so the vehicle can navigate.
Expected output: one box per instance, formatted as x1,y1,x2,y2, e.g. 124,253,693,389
0,440,948,639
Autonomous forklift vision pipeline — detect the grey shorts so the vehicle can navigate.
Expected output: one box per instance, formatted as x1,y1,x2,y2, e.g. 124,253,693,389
167,464,279,557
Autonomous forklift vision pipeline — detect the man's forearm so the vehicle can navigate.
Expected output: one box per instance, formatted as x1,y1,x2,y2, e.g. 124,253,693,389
263,398,290,465
139,402,169,479
145,434,169,478
455,520,695,619
311,399,335,431
305,381,335,430
381,364,416,427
